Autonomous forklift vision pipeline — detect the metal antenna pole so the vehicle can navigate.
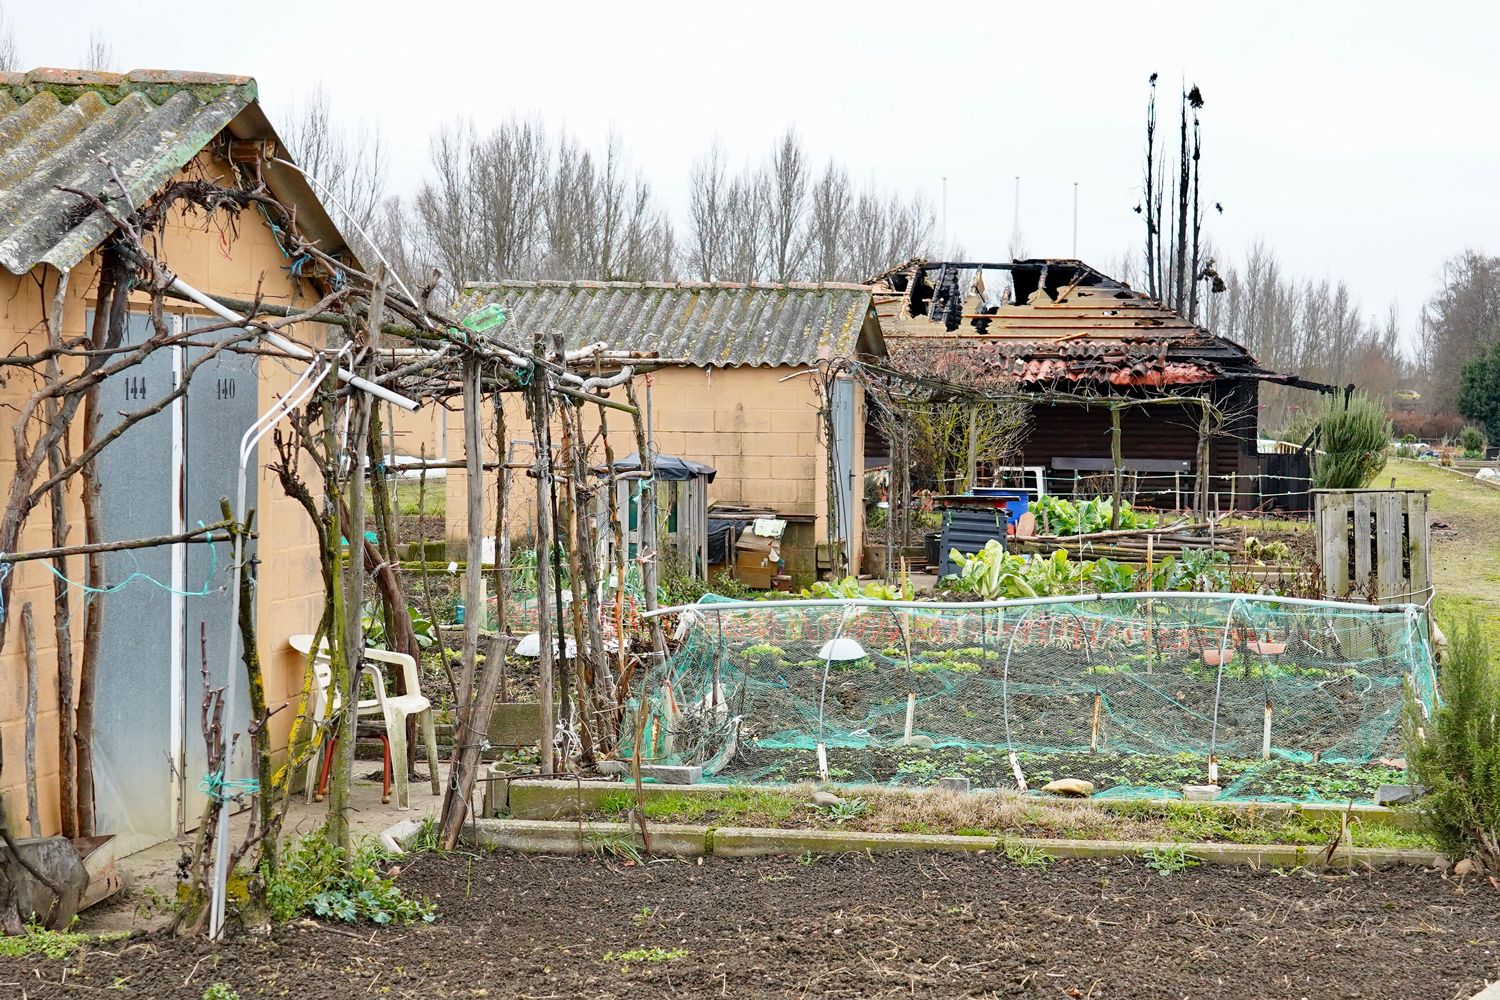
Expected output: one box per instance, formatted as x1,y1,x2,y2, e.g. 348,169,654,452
941,176,948,253
1072,181,1079,256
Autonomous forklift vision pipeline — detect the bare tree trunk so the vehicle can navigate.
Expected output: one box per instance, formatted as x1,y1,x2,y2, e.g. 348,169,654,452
41,268,77,838
598,403,630,709
219,500,277,883
528,368,557,773
1188,105,1203,323
492,398,510,702
74,268,116,839
625,380,666,659
1144,75,1159,300
567,403,613,755
1195,398,1212,516
1174,88,1190,312
557,406,595,761
21,603,40,837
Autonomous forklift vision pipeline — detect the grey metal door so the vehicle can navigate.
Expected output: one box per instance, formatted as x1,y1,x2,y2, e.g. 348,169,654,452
92,313,179,854
831,380,856,559
181,321,258,823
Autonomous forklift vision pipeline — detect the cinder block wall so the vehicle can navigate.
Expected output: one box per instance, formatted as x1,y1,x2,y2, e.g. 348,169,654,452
444,365,864,573
0,151,325,837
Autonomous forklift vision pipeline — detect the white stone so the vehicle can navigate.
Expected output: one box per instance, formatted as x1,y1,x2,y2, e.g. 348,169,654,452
1040,778,1094,798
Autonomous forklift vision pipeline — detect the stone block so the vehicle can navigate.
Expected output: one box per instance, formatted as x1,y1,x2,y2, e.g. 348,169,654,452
640,764,702,785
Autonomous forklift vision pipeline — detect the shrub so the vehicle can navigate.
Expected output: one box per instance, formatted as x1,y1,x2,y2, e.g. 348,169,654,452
1459,425,1487,457
1405,615,1500,867
1313,393,1391,489
265,833,436,925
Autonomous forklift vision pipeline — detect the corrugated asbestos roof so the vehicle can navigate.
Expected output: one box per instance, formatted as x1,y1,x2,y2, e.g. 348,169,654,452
0,68,257,274
464,280,882,367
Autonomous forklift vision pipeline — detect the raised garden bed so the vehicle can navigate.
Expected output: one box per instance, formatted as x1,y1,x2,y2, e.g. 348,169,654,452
715,745,1407,804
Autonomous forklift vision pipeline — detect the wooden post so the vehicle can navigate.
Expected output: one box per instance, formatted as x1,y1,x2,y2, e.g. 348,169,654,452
438,635,511,850
461,355,484,706
1145,534,1156,674
331,365,374,850
1262,700,1272,760
965,408,979,492
1090,692,1103,752
1109,404,1124,530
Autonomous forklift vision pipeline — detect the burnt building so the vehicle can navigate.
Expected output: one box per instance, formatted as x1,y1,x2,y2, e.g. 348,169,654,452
869,258,1330,512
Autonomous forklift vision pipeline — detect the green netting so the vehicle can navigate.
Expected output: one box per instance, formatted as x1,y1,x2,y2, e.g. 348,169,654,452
623,593,1436,804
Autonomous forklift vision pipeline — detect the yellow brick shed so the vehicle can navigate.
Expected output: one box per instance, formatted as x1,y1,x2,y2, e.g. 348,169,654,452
445,280,885,583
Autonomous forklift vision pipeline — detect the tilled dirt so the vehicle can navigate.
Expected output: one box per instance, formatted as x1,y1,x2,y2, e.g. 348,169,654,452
7,851,1498,999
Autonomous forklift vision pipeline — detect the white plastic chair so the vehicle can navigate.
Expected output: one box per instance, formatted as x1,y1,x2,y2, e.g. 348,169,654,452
290,635,441,808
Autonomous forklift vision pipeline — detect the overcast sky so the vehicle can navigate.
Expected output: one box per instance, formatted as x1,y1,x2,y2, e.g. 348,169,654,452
9,1,1497,350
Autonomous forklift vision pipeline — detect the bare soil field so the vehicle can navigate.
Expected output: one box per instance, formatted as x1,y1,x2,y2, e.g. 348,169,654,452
5,850,1498,999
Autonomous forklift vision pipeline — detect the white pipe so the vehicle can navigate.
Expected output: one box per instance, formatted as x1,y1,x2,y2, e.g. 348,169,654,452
209,349,341,939
169,277,419,412
642,591,1423,619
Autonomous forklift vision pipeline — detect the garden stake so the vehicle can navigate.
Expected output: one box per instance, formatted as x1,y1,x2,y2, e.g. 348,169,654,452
1090,693,1102,752
1262,700,1273,760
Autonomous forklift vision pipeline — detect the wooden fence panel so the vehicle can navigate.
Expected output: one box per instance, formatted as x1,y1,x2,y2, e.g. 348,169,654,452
1313,489,1430,606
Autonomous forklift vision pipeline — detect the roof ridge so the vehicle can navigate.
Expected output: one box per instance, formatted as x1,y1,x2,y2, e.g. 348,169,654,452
0,67,253,87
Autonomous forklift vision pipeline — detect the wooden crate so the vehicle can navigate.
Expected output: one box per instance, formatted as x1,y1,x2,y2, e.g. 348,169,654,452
1313,489,1430,605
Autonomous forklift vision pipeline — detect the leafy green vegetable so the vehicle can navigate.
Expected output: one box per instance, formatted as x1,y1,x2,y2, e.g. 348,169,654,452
1032,496,1158,535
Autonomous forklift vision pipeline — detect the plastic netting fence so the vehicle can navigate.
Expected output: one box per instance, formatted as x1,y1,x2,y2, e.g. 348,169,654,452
624,593,1437,803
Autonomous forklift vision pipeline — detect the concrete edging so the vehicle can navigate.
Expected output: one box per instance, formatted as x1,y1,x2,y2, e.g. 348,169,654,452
458,817,1439,870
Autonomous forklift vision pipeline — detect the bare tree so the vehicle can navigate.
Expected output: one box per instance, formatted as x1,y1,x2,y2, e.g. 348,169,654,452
687,140,732,280
1139,76,1209,319
721,173,767,282
1423,251,1500,411
279,85,388,261
0,7,18,73
806,162,852,281
1205,243,1412,431
765,128,809,281
80,30,114,72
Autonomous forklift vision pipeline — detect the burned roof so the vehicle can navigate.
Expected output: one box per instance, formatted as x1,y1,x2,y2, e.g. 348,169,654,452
873,258,1284,389
0,68,352,275
463,280,884,368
